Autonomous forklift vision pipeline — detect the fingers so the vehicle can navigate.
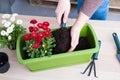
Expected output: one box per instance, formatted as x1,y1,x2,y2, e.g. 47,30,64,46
68,37,79,52
56,12,63,26
55,11,69,25
55,12,69,26
55,0,70,26
68,27,80,52
63,11,69,23
68,46,76,52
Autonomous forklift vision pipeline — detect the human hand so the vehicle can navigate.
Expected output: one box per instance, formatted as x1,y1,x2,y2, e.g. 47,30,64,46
68,12,89,52
55,0,71,25
68,24,81,52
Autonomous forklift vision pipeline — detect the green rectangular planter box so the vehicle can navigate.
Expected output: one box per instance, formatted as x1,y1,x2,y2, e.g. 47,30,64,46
16,23,99,72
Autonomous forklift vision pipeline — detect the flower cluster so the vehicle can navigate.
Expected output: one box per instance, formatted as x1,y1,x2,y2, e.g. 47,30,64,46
0,13,26,49
23,19,56,58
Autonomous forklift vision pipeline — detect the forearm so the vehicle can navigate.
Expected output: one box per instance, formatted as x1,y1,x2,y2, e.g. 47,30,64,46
73,12,89,30
81,0,103,17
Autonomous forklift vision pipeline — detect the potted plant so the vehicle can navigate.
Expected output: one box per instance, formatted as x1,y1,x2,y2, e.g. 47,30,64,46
22,19,56,58
0,13,26,50
17,19,99,72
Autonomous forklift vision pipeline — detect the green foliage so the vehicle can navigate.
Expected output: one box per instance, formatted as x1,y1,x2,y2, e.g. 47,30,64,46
0,23,26,49
23,35,56,58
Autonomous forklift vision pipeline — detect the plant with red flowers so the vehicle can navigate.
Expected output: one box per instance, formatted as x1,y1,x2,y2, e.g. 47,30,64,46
23,19,56,58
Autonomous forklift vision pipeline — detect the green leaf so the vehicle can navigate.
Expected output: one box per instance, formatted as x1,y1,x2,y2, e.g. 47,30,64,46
31,52,35,58
40,49,45,57
22,47,27,50
28,53,31,57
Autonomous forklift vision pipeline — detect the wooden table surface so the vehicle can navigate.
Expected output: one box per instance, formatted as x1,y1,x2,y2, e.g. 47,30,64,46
0,14,120,80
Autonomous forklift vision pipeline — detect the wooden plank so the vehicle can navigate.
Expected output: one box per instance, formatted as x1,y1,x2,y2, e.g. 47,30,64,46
29,0,77,6
109,0,120,10
109,6,120,10
43,0,77,4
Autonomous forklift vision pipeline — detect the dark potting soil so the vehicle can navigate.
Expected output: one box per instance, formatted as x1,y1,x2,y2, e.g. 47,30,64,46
52,27,91,54
52,28,71,54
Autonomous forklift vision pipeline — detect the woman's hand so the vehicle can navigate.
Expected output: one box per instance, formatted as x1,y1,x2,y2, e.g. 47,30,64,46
68,24,81,52
55,0,71,25
68,12,89,52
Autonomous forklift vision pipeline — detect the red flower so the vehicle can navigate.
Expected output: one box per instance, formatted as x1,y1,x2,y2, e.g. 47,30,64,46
30,19,37,24
37,23,43,28
24,34,31,41
33,27,38,32
46,28,51,32
43,21,50,26
45,31,50,37
42,25,48,30
36,37,42,43
31,32,37,39
29,26,34,32
37,32,45,38
33,43,40,49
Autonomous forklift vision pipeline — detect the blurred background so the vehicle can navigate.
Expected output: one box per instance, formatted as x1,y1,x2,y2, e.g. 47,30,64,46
0,0,120,21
